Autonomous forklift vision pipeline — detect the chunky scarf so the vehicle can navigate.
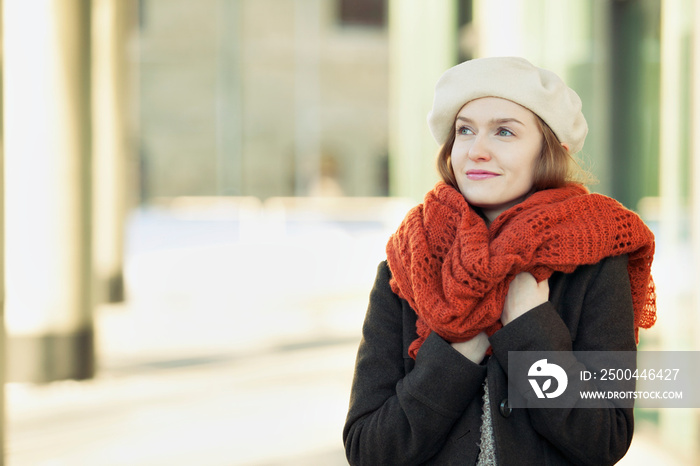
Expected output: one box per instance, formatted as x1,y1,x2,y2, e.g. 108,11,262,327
387,182,656,359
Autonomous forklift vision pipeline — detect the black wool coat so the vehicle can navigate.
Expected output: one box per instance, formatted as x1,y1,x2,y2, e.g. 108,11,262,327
343,254,636,465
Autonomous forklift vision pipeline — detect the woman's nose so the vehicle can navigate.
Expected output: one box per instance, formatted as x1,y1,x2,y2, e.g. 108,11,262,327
467,135,492,161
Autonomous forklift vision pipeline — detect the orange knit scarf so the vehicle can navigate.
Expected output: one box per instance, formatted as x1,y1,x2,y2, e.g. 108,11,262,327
386,182,656,359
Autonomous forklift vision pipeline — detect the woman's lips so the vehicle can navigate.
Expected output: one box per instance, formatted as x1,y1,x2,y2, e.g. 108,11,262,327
466,170,499,181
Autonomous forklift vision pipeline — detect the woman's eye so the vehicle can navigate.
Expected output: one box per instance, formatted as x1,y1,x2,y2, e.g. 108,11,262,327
497,128,513,137
457,126,474,135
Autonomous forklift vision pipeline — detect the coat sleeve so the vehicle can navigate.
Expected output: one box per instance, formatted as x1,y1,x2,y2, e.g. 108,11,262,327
489,254,636,466
343,261,487,466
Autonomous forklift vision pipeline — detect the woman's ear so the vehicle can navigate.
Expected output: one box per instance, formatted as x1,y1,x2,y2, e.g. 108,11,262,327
561,142,570,152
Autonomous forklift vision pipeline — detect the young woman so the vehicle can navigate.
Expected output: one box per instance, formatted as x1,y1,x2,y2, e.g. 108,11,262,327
343,57,656,465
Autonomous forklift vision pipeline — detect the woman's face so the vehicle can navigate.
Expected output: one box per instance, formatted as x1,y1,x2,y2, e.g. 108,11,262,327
450,97,543,223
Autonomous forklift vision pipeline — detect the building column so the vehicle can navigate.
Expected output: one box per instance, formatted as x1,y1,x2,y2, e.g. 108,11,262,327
657,0,697,458
388,0,457,202
659,0,687,245
92,0,134,304
693,0,700,353
3,0,94,382
293,0,322,196
216,0,244,196
0,0,6,459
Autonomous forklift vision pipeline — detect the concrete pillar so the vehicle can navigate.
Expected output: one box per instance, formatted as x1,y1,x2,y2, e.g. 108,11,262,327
693,0,700,350
388,0,457,202
293,0,322,196
472,0,529,58
657,0,696,458
216,0,244,196
691,14,700,464
3,0,94,382
92,0,133,304
587,0,613,198
0,1,6,460
659,0,688,245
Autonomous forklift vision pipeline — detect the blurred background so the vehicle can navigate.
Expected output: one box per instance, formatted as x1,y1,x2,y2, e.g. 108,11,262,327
0,0,698,464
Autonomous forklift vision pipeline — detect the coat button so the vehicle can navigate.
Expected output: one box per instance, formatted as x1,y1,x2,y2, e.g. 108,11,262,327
499,399,512,418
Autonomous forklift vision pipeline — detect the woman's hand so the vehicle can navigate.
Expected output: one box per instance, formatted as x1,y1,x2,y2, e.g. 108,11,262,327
501,272,549,326
451,331,490,364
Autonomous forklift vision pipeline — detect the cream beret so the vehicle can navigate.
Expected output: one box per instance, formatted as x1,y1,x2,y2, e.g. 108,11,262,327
427,57,588,153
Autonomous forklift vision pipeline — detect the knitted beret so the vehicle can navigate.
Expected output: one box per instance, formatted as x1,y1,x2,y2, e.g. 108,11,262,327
427,57,588,153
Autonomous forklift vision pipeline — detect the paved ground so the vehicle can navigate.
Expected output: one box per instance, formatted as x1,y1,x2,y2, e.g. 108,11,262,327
7,336,359,465
4,199,695,465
